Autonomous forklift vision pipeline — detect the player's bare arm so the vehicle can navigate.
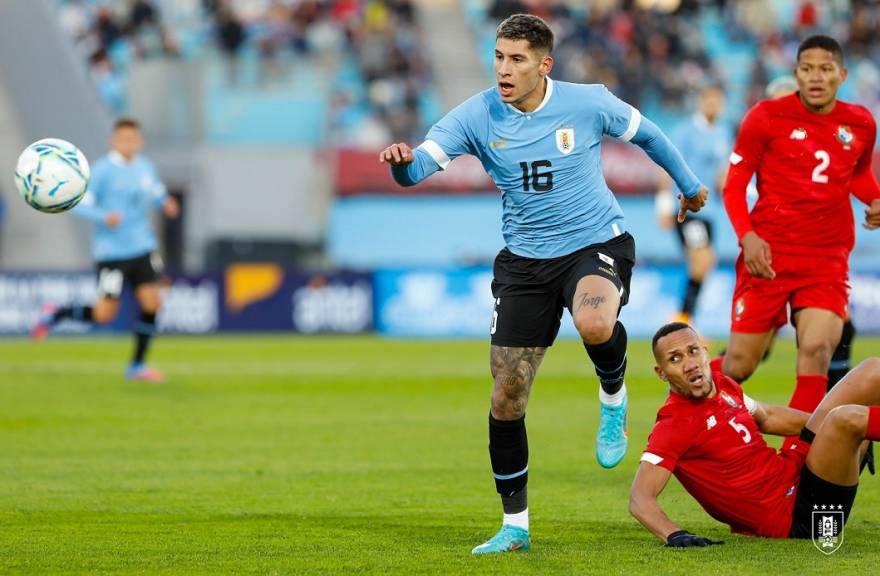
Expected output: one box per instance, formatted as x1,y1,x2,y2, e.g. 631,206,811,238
629,462,678,541
490,346,546,420
749,398,809,436
379,143,415,166
630,463,722,547
740,231,776,279
677,184,709,224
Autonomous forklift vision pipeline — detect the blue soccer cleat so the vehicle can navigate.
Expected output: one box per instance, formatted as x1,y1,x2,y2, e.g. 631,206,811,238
596,393,628,468
126,363,166,383
471,525,530,554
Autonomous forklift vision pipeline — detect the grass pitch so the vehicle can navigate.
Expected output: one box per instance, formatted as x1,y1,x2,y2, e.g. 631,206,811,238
2,335,880,574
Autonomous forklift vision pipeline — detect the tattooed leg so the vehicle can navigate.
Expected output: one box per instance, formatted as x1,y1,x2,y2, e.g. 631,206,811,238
490,345,546,420
486,345,546,520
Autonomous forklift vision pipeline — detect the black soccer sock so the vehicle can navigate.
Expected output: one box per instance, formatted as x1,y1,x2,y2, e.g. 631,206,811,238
584,321,628,395
681,278,702,317
827,319,856,392
51,305,93,324
132,311,157,365
489,413,528,509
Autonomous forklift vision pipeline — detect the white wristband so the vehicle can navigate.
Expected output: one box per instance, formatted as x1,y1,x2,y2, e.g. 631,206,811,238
743,394,757,416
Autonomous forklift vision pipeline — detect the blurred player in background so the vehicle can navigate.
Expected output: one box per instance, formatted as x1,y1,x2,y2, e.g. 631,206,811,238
380,14,707,554
656,86,732,325
32,118,179,382
720,36,880,419
631,323,880,544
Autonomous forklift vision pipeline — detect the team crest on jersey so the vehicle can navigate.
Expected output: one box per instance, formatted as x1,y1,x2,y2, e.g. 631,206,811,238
735,298,745,318
720,391,739,409
813,505,845,554
837,125,854,149
789,128,807,140
555,128,575,154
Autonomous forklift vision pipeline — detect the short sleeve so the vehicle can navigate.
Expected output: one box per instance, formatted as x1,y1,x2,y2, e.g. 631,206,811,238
596,85,641,142
641,414,695,472
422,95,483,170
729,103,770,170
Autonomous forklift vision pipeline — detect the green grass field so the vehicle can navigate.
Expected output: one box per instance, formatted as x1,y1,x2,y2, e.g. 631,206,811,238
2,335,880,574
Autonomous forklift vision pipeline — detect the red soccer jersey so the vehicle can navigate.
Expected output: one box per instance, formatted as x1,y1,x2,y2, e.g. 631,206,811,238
642,373,807,538
725,93,878,259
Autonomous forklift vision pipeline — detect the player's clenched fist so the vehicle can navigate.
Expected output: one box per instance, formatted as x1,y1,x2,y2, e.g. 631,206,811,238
379,143,415,166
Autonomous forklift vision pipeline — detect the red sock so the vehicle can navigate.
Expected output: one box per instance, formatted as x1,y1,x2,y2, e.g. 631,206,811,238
788,374,828,413
866,407,880,441
709,355,724,375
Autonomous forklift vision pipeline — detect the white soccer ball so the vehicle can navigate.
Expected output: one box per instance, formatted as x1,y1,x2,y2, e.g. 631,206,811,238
14,138,90,213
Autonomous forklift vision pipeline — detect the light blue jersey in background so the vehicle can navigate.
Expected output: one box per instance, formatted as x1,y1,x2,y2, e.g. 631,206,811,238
667,114,732,223
392,78,701,259
74,151,167,262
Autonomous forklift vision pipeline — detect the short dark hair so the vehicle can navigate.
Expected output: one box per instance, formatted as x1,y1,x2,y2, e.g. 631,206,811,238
797,35,844,65
114,117,141,131
651,322,694,359
496,13,553,54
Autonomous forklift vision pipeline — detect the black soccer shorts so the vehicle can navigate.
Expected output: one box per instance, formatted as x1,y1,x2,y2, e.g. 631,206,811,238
788,465,858,539
675,216,714,250
95,252,163,300
489,232,635,348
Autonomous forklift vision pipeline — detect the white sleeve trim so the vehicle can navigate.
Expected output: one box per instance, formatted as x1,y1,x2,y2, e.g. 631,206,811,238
743,394,758,416
641,452,664,465
729,152,743,165
417,140,451,171
617,106,642,142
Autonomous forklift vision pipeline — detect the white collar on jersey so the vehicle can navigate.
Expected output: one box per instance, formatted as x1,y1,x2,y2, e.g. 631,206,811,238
506,77,554,115
108,150,136,166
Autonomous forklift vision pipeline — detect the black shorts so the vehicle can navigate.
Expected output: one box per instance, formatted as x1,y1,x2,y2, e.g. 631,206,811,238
788,465,858,539
95,252,162,300
675,216,713,250
490,233,635,347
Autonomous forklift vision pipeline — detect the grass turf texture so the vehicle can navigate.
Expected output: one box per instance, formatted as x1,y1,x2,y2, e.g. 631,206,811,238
2,336,880,574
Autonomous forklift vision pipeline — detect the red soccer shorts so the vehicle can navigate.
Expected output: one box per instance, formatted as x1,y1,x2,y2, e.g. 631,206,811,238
730,252,850,333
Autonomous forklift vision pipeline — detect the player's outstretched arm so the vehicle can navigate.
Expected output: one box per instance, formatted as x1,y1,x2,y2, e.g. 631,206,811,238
748,395,808,436
379,142,442,187
631,462,723,547
630,462,682,542
628,117,705,217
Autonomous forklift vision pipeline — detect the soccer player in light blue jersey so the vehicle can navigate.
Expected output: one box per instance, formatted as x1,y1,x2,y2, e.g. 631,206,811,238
379,14,709,554
655,86,732,324
32,118,179,382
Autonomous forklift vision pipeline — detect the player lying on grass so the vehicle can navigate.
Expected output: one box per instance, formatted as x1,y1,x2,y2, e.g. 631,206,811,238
630,322,880,545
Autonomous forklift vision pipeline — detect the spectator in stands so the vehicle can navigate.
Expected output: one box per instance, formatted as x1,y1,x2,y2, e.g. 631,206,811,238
214,3,246,85
90,49,127,116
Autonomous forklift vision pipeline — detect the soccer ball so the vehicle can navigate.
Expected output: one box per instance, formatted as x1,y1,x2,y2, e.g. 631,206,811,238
14,138,90,213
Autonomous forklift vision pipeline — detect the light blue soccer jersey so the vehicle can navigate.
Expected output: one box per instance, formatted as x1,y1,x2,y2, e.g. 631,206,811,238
74,151,167,262
667,114,732,222
411,78,697,259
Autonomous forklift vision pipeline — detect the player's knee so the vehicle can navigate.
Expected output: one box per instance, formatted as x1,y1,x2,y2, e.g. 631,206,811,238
826,405,866,437
491,374,528,419
799,338,834,365
91,305,117,325
722,351,757,383
574,314,614,345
